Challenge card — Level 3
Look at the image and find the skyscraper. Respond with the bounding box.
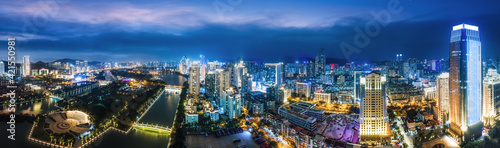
[264,63,283,86]
[23,56,31,76]
[200,55,207,83]
[449,24,482,142]
[437,73,450,124]
[205,70,217,97]
[219,86,241,119]
[0,61,4,76]
[189,63,200,97]
[315,48,326,76]
[360,72,389,143]
[483,68,500,127]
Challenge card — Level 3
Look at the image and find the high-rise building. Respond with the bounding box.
[483,68,500,127]
[215,69,225,98]
[264,63,283,86]
[449,24,483,142]
[306,61,315,77]
[296,82,311,98]
[189,63,200,97]
[220,86,241,119]
[437,73,450,124]
[360,72,390,143]
[224,64,238,88]
[396,54,402,62]
[315,48,326,76]
[236,62,247,87]
[205,70,217,97]
[240,73,253,96]
[200,55,207,83]
[0,61,4,76]
[23,56,31,76]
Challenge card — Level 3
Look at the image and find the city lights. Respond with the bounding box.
[1,1,497,148]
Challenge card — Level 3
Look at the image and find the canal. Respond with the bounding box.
[0,73,186,148]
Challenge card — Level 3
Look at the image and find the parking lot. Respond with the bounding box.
[186,131,260,148]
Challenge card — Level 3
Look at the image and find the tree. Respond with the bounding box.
[463,140,484,148]
[349,106,360,114]
[270,141,278,148]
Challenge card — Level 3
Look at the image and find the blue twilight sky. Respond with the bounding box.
[0,0,499,62]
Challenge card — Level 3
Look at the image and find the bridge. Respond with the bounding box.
[132,123,172,133]
[165,85,183,93]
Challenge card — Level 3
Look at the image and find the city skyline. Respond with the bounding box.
[1,0,500,62]
[3,1,500,148]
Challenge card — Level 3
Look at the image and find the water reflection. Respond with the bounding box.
[1,97,60,115]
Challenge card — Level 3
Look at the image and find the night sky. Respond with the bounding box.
[1,0,499,62]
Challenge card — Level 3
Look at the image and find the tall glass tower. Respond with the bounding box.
[449,24,482,142]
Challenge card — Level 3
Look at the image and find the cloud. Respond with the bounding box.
[0,0,500,63]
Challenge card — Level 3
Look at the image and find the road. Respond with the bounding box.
[397,116,413,148]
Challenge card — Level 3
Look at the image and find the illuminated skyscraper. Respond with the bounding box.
[205,70,217,97]
[189,63,200,97]
[483,68,500,127]
[200,55,207,83]
[23,56,31,76]
[315,48,326,76]
[360,72,389,143]
[264,63,283,86]
[437,73,450,124]
[219,86,241,118]
[449,24,482,142]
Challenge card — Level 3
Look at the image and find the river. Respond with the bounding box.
[0,73,186,148]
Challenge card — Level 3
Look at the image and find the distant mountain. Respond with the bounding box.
[52,58,101,66]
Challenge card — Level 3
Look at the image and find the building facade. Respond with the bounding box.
[437,73,450,124]
[296,82,311,98]
[483,68,500,127]
[189,63,200,96]
[23,56,31,76]
[449,24,483,142]
[360,72,390,143]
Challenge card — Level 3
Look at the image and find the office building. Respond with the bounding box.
[296,82,311,98]
[483,68,500,127]
[437,73,450,124]
[449,24,483,142]
[360,72,390,143]
[313,92,332,103]
[278,102,321,131]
